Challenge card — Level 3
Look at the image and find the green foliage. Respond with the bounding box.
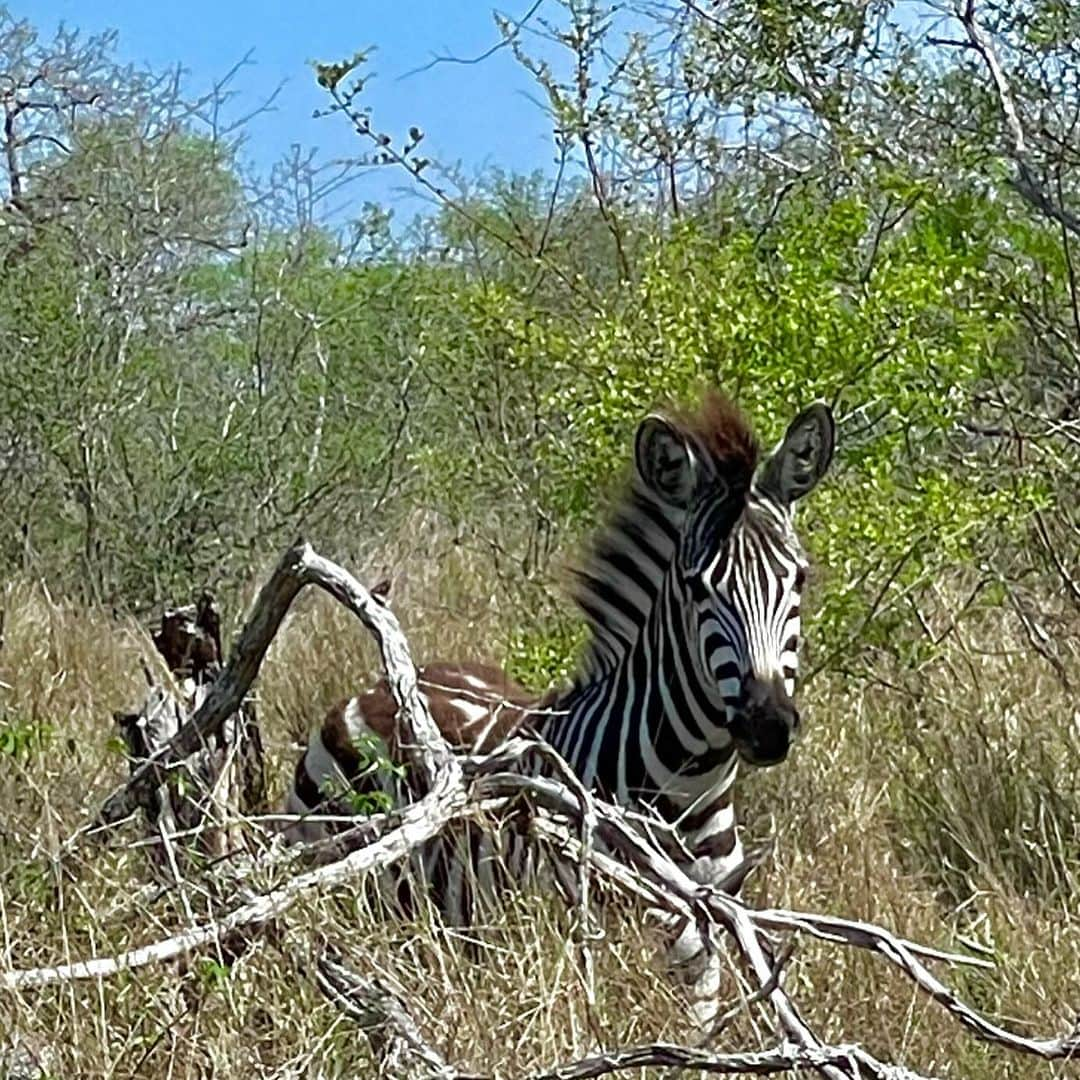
[327,786,395,816]
[1,3,1075,690]
[313,50,369,92]
[424,191,1052,664]
[352,730,407,781]
[505,619,589,690]
[0,856,54,909]
[0,715,54,760]
[318,731,405,817]
[196,958,234,993]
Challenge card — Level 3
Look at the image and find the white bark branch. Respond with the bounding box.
[95,541,450,830]
[2,776,466,990]
[6,545,1076,1078]
[529,1040,940,1079]
[958,0,1080,237]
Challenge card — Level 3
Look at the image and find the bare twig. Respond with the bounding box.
[400,0,544,80]
[957,1,1080,237]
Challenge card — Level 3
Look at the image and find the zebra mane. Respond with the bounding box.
[571,391,759,677]
[665,391,760,484]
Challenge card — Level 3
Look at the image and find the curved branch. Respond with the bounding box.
[94,541,450,831]
[529,1041,939,1080]
[9,545,1075,1077]
[3,765,466,990]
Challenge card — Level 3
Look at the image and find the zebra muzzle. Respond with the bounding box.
[729,680,800,767]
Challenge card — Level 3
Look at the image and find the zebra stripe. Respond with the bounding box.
[285,392,834,1018]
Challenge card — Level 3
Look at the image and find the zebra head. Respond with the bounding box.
[635,399,834,768]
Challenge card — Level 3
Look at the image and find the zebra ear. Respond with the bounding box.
[635,415,697,508]
[758,402,834,506]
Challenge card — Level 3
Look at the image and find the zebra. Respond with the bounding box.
[285,390,834,1020]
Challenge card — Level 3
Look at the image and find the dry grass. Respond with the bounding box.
[1,538,1078,1078]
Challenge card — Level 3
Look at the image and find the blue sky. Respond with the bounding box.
[20,0,558,221]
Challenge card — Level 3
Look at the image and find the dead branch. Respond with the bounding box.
[467,762,1080,1064]
[13,758,1078,1067]
[114,594,264,868]
[95,541,450,831]
[314,952,484,1080]
[528,1041,940,1079]
[6,544,1077,1079]
[312,948,945,1080]
[750,909,992,971]
[1,770,468,990]
[315,952,937,1080]
[957,0,1080,238]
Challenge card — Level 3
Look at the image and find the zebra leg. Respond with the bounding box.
[666,914,723,1029]
[663,838,776,1029]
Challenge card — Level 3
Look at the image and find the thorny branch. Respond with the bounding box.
[5,546,1079,1078]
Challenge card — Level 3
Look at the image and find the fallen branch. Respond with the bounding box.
[528,1041,941,1080]
[751,908,993,971]
[313,956,940,1080]
[95,541,450,831]
[313,950,937,1079]
[6,543,462,990]
[315,952,483,1080]
[12,766,1078,1066]
[2,778,466,989]
[7,544,1077,1079]
[469,766,1080,1064]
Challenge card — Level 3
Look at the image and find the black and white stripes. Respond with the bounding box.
[537,396,833,891]
[285,391,834,1016]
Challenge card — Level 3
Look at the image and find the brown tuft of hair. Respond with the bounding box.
[666,389,759,490]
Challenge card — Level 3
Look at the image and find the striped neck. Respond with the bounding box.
[572,483,684,679]
[534,570,738,822]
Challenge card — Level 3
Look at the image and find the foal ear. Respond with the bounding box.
[635,415,697,508]
[758,402,835,506]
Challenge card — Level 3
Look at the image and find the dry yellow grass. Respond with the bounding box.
[1,539,1078,1078]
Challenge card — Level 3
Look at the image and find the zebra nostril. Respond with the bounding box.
[728,695,798,767]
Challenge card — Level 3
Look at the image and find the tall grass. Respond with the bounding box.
[1,541,1077,1077]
